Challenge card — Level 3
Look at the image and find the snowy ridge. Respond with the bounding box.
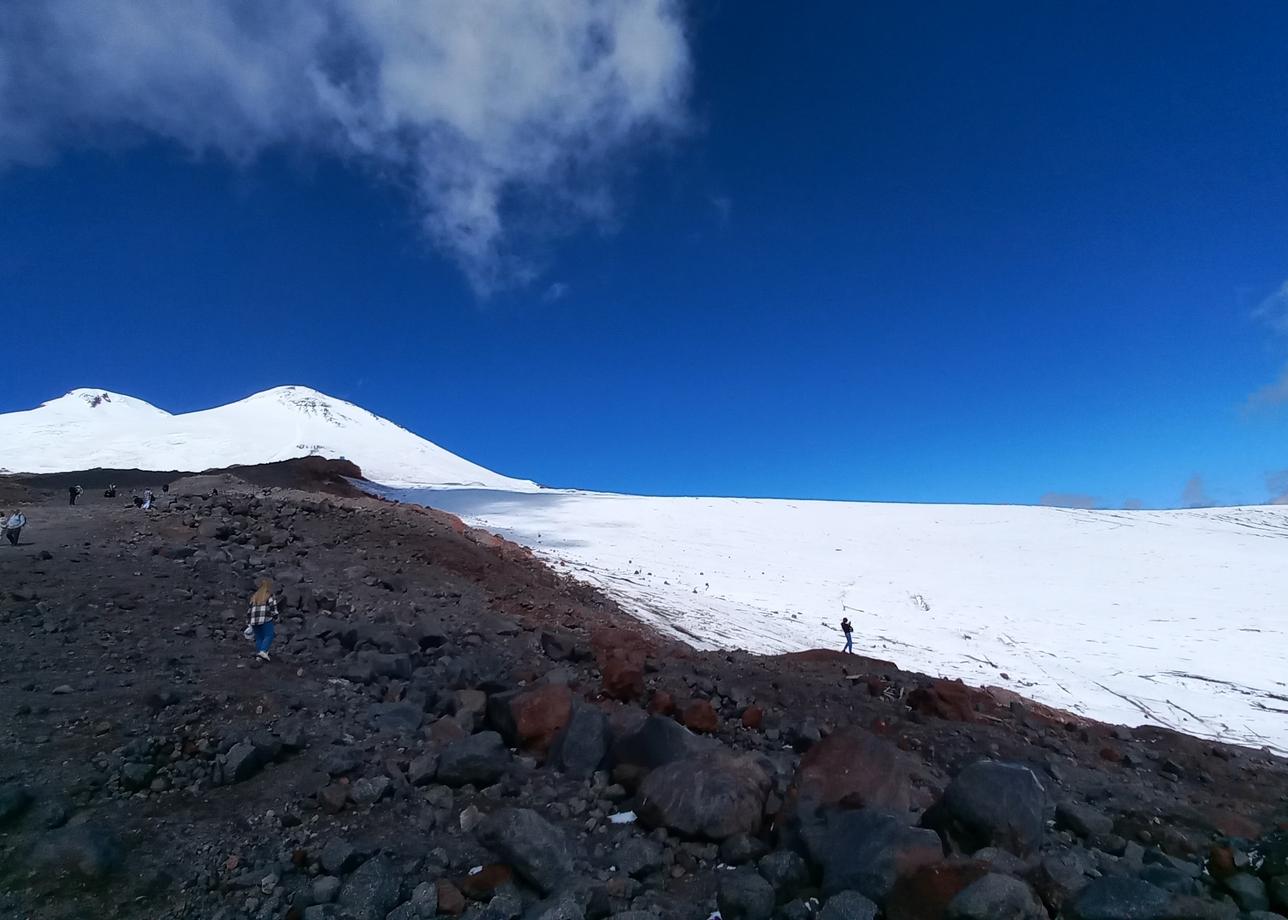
[0,387,534,490]
[383,487,1288,755]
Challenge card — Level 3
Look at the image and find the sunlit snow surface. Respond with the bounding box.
[383,487,1288,754]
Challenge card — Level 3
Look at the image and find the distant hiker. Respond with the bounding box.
[246,579,278,662]
[132,494,144,508]
[142,489,154,510]
[841,616,854,654]
[68,484,83,505]
[5,510,26,546]
[103,484,117,498]
[162,483,169,493]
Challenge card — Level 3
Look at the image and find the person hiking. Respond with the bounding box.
[68,484,83,505]
[142,488,155,510]
[841,616,854,654]
[5,509,26,546]
[246,579,278,662]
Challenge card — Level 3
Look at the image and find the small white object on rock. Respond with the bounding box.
[608,810,637,825]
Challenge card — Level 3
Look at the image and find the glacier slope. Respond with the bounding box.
[386,486,1288,754]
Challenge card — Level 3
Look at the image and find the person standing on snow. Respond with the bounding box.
[841,616,854,654]
[246,579,278,662]
[5,509,26,546]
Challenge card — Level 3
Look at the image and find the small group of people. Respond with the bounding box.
[67,484,83,505]
[2,509,26,546]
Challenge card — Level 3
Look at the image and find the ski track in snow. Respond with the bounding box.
[380,487,1288,755]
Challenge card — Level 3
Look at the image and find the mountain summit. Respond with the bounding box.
[0,386,534,490]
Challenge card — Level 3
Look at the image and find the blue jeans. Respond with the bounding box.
[253,622,275,653]
[843,633,853,653]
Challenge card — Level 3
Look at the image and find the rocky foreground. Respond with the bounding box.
[1,465,1287,920]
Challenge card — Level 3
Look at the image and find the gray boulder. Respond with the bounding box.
[931,761,1047,857]
[758,849,809,896]
[1064,877,1173,920]
[808,809,943,900]
[817,891,879,920]
[477,807,573,894]
[614,837,664,877]
[366,702,424,735]
[611,715,717,770]
[337,854,400,920]
[946,873,1047,919]
[717,867,776,920]
[438,732,510,787]
[636,752,770,841]
[549,702,609,778]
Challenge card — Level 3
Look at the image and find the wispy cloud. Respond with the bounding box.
[0,1,691,293]
[541,281,569,304]
[1038,492,1100,509]
[1247,281,1288,410]
[1181,474,1215,508]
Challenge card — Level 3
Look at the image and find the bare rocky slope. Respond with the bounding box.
[1,461,1286,920]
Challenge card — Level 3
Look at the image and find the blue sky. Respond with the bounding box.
[2,2,1287,506]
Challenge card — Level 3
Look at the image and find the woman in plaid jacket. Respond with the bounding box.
[247,579,278,662]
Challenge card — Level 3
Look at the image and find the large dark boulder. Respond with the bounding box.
[807,809,943,901]
[549,701,609,778]
[437,732,510,787]
[946,873,1047,919]
[926,761,1046,857]
[337,854,400,920]
[1064,877,1173,920]
[718,867,776,920]
[477,807,573,895]
[789,729,911,814]
[366,702,424,735]
[636,752,770,841]
[612,715,717,771]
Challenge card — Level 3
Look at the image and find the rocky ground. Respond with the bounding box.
[1,461,1286,920]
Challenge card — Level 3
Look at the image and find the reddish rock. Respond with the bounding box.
[459,864,513,900]
[509,684,573,756]
[885,860,991,920]
[648,690,676,715]
[1208,845,1237,880]
[682,700,720,734]
[907,679,996,723]
[600,650,646,701]
[788,728,911,813]
[741,706,764,730]
[1099,747,1122,764]
[437,879,466,915]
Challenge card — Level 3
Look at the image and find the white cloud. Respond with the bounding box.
[0,1,691,292]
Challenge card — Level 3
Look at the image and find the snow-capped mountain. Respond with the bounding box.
[0,386,535,490]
